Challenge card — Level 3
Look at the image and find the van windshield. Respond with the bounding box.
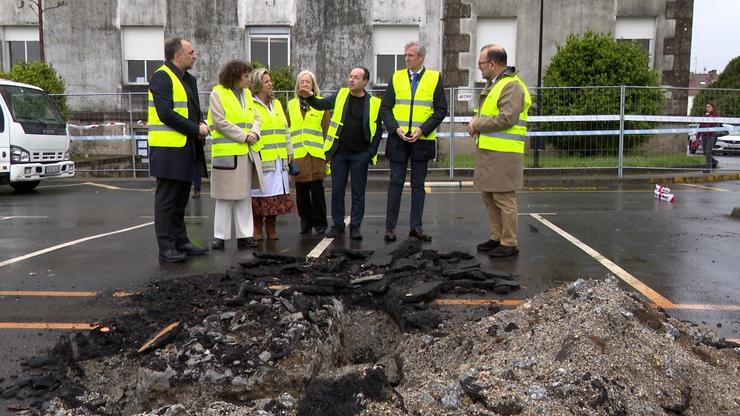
[0,85,65,126]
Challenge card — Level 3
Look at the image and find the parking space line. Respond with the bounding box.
[0,322,98,330]
[0,221,154,268]
[83,182,154,192]
[306,216,351,259]
[0,290,97,297]
[530,213,675,309]
[678,183,729,192]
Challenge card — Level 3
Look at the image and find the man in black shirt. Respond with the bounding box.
[300,67,382,240]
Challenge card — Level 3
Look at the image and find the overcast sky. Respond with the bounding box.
[691,0,740,73]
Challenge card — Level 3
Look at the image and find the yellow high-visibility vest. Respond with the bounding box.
[477,75,531,154]
[391,69,440,140]
[254,97,288,163]
[147,65,188,148]
[325,88,381,165]
[207,85,257,157]
[287,97,325,160]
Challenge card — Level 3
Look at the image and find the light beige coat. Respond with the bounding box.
[470,69,526,192]
[208,88,265,200]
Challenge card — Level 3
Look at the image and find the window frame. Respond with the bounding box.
[120,26,164,85]
[246,26,291,69]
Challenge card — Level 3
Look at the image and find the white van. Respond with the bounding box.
[0,79,74,192]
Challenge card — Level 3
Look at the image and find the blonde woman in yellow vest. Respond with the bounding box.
[286,70,330,235]
[468,44,531,258]
[207,60,265,250]
[250,68,295,240]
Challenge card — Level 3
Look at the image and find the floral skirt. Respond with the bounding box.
[252,194,295,216]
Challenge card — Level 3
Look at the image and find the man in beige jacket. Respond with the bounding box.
[468,44,531,257]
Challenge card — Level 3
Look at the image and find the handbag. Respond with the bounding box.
[212,155,237,170]
[288,160,300,176]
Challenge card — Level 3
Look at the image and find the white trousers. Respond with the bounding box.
[213,199,254,239]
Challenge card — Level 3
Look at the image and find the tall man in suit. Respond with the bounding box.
[381,41,447,242]
[148,37,209,262]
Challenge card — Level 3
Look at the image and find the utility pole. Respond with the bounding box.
[533,0,544,168]
[17,0,68,63]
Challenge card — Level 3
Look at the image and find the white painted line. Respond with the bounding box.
[139,216,209,219]
[0,221,154,268]
[519,212,556,216]
[1,216,48,221]
[530,213,674,308]
[83,182,153,192]
[679,183,729,192]
[306,216,350,259]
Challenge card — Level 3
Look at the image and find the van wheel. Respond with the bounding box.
[10,180,40,193]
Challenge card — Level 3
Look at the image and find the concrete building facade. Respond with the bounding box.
[0,0,692,113]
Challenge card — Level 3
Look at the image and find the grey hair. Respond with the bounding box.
[404,41,426,58]
[250,68,271,95]
[294,70,321,98]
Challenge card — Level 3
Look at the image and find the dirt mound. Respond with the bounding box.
[2,243,738,415]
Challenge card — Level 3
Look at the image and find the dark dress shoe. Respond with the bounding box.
[159,249,186,263]
[300,222,311,235]
[237,237,257,249]
[384,228,397,242]
[192,190,200,199]
[177,243,208,255]
[314,226,326,234]
[489,245,519,257]
[409,228,432,241]
[476,239,500,252]
[326,225,345,238]
[350,227,363,241]
[210,238,225,249]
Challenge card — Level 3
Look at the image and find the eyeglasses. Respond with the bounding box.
[477,60,493,67]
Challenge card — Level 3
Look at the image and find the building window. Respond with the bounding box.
[615,17,656,67]
[121,26,164,85]
[476,18,517,82]
[2,26,40,70]
[372,26,418,86]
[247,26,289,69]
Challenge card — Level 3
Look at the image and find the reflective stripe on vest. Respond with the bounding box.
[477,75,531,154]
[391,69,440,141]
[254,98,289,163]
[147,65,188,148]
[287,97,326,160]
[325,88,381,165]
[206,85,255,157]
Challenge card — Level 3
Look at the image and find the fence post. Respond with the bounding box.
[449,87,455,180]
[618,85,625,179]
[128,92,136,178]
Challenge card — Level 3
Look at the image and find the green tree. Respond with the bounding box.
[0,61,68,118]
[540,31,665,155]
[691,56,740,117]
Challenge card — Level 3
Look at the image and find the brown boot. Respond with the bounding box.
[253,215,264,241]
[266,215,279,240]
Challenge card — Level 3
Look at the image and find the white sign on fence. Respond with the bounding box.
[457,92,473,102]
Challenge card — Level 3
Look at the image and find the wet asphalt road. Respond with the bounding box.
[1,178,739,389]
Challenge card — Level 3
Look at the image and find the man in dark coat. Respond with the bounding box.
[148,37,209,262]
[381,41,447,242]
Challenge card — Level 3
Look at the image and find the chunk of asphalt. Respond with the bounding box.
[480,269,516,280]
[731,206,740,218]
[252,251,302,263]
[364,243,396,268]
[238,257,263,268]
[392,258,423,273]
[236,282,271,297]
[350,274,385,285]
[403,281,443,303]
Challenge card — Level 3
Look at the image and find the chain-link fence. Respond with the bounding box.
[57,86,740,179]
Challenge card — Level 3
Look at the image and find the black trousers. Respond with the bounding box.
[385,157,429,231]
[295,179,328,231]
[154,178,192,253]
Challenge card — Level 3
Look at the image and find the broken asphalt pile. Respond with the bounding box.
[2,240,738,415]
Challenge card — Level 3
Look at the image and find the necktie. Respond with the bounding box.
[411,72,419,97]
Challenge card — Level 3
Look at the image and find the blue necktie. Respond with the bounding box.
[411,72,419,97]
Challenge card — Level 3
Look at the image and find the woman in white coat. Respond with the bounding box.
[207,60,265,249]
